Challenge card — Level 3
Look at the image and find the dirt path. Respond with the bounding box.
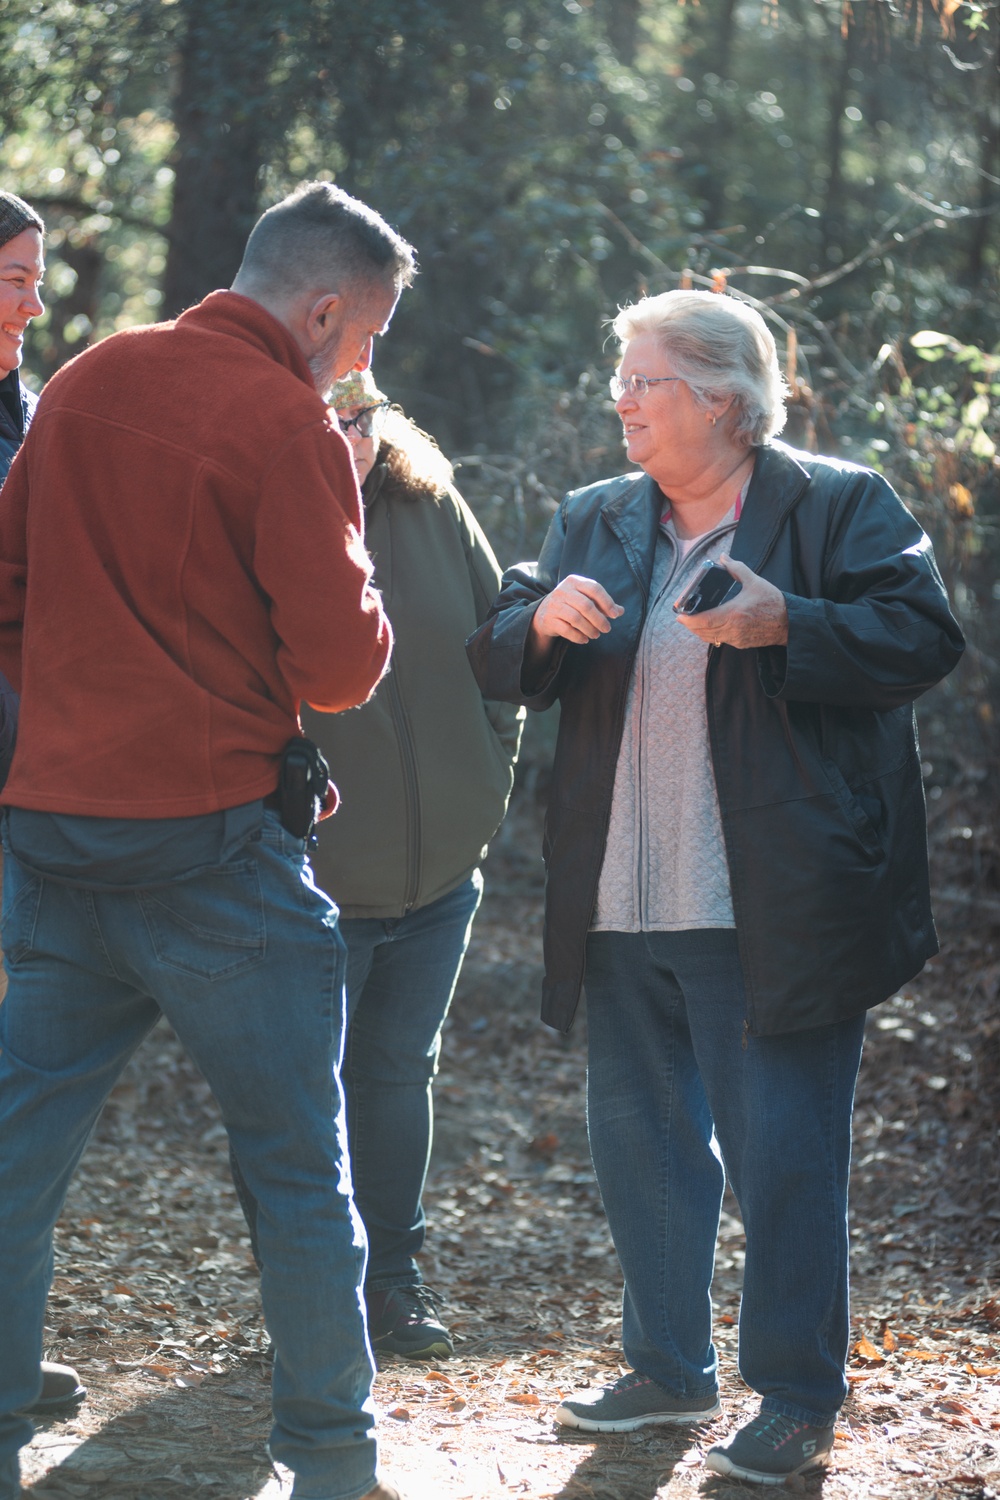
[16,793,1000,1499]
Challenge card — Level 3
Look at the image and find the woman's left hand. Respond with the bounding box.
[677,556,789,650]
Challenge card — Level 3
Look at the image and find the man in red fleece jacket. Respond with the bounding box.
[0,183,414,1500]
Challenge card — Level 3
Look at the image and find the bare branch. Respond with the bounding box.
[895,182,1000,219]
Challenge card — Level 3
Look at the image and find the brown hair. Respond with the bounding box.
[375,409,455,502]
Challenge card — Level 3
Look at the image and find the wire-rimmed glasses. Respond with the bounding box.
[609,374,682,401]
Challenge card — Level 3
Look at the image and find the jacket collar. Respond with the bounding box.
[176,290,316,390]
[729,441,812,572]
[0,369,25,441]
[593,442,813,588]
[599,472,662,591]
[360,460,388,509]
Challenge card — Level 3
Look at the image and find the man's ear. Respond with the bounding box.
[305,293,340,346]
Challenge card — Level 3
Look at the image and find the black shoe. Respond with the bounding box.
[20,1361,86,1417]
[366,1285,453,1360]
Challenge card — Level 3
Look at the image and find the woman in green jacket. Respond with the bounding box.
[302,370,522,1359]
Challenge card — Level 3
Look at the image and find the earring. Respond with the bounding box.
[710,414,717,426]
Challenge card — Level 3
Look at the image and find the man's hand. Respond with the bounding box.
[676,556,788,650]
[531,574,624,646]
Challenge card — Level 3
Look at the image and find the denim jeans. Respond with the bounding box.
[584,928,866,1427]
[339,872,483,1291]
[0,811,378,1500]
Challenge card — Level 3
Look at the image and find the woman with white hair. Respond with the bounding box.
[468,290,963,1482]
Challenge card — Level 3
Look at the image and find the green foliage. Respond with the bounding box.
[1,0,998,732]
[3,0,997,427]
[842,326,1000,772]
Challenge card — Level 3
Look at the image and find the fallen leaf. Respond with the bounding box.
[855,1334,885,1362]
[387,1407,411,1421]
[528,1133,560,1157]
[509,1393,541,1406]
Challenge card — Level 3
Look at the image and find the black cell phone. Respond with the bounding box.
[672,560,742,615]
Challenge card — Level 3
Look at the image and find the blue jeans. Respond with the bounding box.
[584,928,866,1427]
[340,872,483,1290]
[0,812,378,1500]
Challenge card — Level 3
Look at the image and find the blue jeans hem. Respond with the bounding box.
[758,1396,839,1427]
[645,1376,719,1401]
[290,1478,377,1500]
[366,1274,422,1294]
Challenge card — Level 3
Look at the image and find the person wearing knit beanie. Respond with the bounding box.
[0,193,83,1423]
[0,190,45,386]
[0,190,44,254]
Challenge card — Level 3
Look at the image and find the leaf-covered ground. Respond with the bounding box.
[16,789,1000,1500]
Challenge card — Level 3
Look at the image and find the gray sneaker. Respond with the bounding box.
[555,1371,721,1433]
[706,1411,835,1483]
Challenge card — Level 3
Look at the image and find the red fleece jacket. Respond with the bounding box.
[0,291,392,816]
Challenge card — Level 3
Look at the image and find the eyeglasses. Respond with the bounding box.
[609,374,682,401]
[338,402,389,438]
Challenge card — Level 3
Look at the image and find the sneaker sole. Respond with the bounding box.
[555,1397,721,1434]
[705,1449,831,1484]
[373,1339,454,1361]
[19,1385,86,1418]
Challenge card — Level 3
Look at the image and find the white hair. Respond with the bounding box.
[612,290,788,446]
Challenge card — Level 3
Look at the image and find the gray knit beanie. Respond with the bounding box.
[0,191,44,250]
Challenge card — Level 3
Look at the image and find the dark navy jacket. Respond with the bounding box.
[468,441,965,1037]
[0,371,35,786]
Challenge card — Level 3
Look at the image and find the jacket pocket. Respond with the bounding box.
[138,860,265,979]
[822,759,885,864]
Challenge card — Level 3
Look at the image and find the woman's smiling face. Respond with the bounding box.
[0,227,45,376]
[613,332,716,486]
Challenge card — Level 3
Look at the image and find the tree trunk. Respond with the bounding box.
[603,0,642,67]
[676,0,740,231]
[965,71,1000,286]
[820,14,861,267]
[161,0,281,317]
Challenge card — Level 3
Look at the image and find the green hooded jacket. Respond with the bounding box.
[303,450,523,917]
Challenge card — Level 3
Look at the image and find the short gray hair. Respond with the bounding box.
[612,290,788,446]
[237,182,416,297]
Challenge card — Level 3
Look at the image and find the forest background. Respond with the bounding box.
[2,3,1000,1495]
[0,0,998,1142]
[1,0,997,715]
